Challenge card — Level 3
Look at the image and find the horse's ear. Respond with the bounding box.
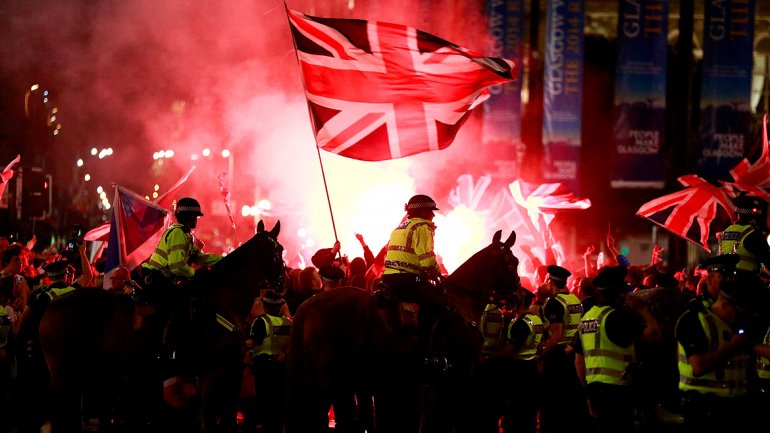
[503,231,516,248]
[269,220,281,238]
[257,220,265,233]
[493,230,502,244]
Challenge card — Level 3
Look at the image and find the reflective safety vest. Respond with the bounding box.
[46,285,76,301]
[757,326,770,381]
[547,292,583,345]
[677,308,748,397]
[383,218,438,276]
[144,224,196,279]
[578,305,636,385]
[481,304,505,355]
[718,223,758,272]
[510,312,544,361]
[250,314,292,359]
[0,306,10,350]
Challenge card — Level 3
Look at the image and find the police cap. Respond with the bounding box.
[592,266,628,291]
[44,259,70,277]
[319,265,345,282]
[546,265,571,282]
[262,289,285,306]
[405,194,439,212]
[700,254,739,274]
[175,197,204,217]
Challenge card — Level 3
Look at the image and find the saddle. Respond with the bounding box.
[373,288,421,331]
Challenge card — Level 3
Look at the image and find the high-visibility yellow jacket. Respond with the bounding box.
[756,326,770,381]
[677,308,748,397]
[719,223,758,272]
[579,305,636,385]
[481,303,505,355]
[547,292,584,345]
[383,218,439,277]
[250,314,292,359]
[143,223,222,279]
[510,312,545,361]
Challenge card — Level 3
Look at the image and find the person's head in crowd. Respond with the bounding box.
[2,245,27,275]
[700,254,739,301]
[733,193,768,228]
[261,289,286,316]
[534,283,552,306]
[648,272,678,289]
[626,265,645,289]
[44,259,73,285]
[578,277,595,300]
[109,266,131,293]
[319,265,345,291]
[298,267,322,291]
[349,257,366,277]
[592,266,629,307]
[546,265,570,291]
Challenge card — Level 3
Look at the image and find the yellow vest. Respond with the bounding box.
[677,308,748,397]
[718,223,758,272]
[0,306,10,349]
[510,312,544,361]
[579,305,636,385]
[383,218,438,276]
[46,285,76,301]
[547,292,583,345]
[251,314,292,359]
[481,304,505,355]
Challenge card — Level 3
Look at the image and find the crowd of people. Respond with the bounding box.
[1,191,770,433]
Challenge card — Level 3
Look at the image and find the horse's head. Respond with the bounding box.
[448,229,520,305]
[208,219,285,290]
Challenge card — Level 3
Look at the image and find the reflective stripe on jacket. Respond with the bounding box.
[383,217,438,276]
[143,224,195,279]
[46,286,77,301]
[511,312,544,361]
[481,304,505,355]
[251,314,292,359]
[677,308,748,397]
[579,305,636,385]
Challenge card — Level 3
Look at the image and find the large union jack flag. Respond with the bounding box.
[636,175,735,252]
[727,113,770,201]
[287,9,516,161]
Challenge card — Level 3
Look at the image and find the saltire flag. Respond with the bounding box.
[636,174,735,252]
[104,186,170,286]
[509,180,591,266]
[287,8,517,161]
[727,113,770,201]
[0,154,21,200]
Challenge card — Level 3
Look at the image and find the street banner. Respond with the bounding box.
[610,0,668,189]
[542,0,584,193]
[698,0,755,181]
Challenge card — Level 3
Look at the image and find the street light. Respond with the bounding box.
[24,84,40,117]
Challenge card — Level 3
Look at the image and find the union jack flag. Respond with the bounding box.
[636,174,735,252]
[287,9,516,161]
[727,113,770,201]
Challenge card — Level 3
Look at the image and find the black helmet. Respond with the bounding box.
[405,194,439,212]
[733,194,767,221]
[175,197,204,217]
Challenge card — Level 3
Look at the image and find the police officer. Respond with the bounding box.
[699,253,740,307]
[675,255,756,432]
[718,194,770,275]
[248,290,292,433]
[501,289,545,433]
[140,197,222,353]
[382,195,447,355]
[539,265,591,433]
[574,266,661,433]
[142,197,222,294]
[16,259,77,433]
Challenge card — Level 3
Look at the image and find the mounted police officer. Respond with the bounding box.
[718,194,770,276]
[382,194,447,358]
[140,197,222,361]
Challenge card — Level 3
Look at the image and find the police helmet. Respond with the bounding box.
[175,197,204,217]
[404,194,439,212]
[733,194,767,220]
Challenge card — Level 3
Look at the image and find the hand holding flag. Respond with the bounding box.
[0,154,21,200]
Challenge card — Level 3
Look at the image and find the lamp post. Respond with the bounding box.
[24,83,40,117]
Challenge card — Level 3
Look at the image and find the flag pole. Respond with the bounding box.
[285,4,339,243]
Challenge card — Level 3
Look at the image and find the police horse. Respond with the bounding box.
[38,220,285,433]
[286,229,520,433]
